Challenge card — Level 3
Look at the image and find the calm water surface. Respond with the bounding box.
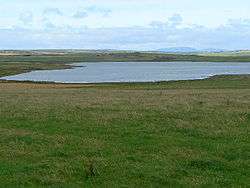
[2,62,250,83]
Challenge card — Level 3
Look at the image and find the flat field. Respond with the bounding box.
[0,74,249,187]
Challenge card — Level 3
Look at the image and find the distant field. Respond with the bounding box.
[1,50,250,65]
[200,50,250,57]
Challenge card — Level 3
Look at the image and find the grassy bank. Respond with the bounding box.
[1,51,250,64]
[0,62,73,77]
[0,75,249,187]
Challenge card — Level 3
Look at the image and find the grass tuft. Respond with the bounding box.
[84,159,96,179]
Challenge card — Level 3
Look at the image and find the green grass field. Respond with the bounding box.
[0,52,250,187]
[0,75,250,187]
[200,50,250,57]
[1,50,250,64]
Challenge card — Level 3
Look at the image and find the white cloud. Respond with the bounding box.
[73,11,88,19]
[72,6,112,19]
[85,6,112,17]
[1,17,250,50]
[43,8,63,16]
[19,11,33,25]
[168,14,183,26]
[150,14,184,29]
[0,0,250,50]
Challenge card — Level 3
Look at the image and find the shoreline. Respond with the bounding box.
[1,74,250,85]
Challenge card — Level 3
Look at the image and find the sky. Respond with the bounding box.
[1,0,250,50]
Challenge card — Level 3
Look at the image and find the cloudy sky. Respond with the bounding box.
[1,0,250,50]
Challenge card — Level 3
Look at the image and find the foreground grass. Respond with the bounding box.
[0,75,249,187]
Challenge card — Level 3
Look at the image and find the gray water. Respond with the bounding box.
[2,62,250,83]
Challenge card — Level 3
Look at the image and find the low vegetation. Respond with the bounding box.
[0,62,72,77]
[1,50,250,65]
[0,74,249,187]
